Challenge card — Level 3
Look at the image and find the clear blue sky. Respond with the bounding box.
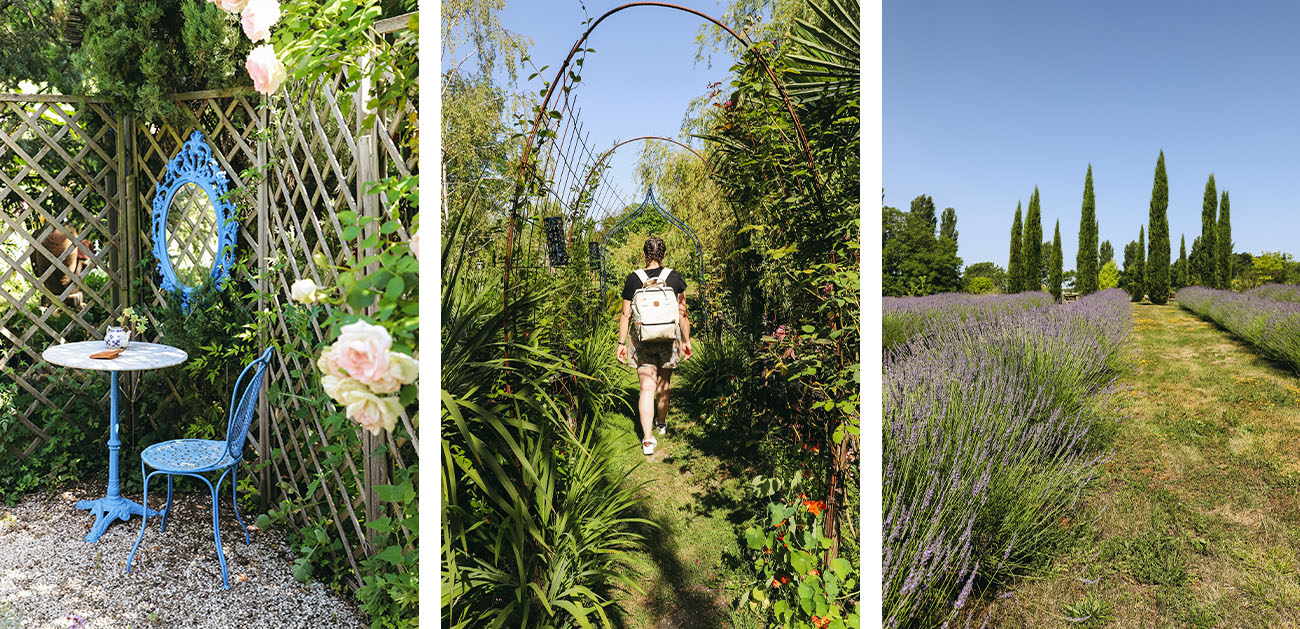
[885,0,1300,271]
[453,1,737,213]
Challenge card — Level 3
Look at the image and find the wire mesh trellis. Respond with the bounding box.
[0,15,417,592]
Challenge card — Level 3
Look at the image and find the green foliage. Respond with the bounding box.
[963,261,1005,294]
[1147,151,1170,304]
[965,276,996,295]
[1099,260,1119,290]
[881,195,961,296]
[1217,190,1232,290]
[1024,188,1043,290]
[743,475,860,629]
[1122,236,1143,302]
[1008,203,1024,293]
[76,0,251,122]
[1061,591,1115,628]
[1099,240,1114,266]
[0,0,81,92]
[1077,164,1099,295]
[1199,173,1219,287]
[1050,221,1063,301]
[0,370,107,504]
[1175,235,1189,290]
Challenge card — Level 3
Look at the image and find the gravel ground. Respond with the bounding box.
[0,481,363,629]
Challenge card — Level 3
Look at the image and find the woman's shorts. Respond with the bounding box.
[629,339,680,370]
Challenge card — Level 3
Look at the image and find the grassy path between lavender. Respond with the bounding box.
[989,300,1300,628]
[600,377,767,629]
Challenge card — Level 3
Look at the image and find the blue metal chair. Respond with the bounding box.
[126,348,272,589]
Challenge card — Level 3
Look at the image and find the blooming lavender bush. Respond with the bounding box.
[883,289,1130,626]
[1178,286,1300,371]
[883,291,1055,352]
[1245,283,1300,304]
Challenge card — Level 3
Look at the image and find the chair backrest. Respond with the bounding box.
[224,348,273,461]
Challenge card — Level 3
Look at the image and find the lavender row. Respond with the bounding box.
[883,291,1055,352]
[883,289,1131,625]
[1245,283,1300,304]
[1178,287,1300,371]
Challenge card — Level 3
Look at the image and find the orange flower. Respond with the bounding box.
[771,578,781,588]
[780,575,790,584]
[803,500,826,516]
[811,616,831,628]
[809,569,819,576]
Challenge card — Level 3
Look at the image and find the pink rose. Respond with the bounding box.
[332,320,392,386]
[410,228,420,261]
[245,44,287,95]
[338,388,402,436]
[241,0,281,43]
[214,0,248,12]
[367,351,418,394]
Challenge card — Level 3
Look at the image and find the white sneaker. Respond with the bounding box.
[642,437,657,455]
[656,423,666,436]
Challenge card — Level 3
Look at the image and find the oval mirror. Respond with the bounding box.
[151,131,237,311]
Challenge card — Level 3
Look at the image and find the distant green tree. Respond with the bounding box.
[933,207,963,292]
[1063,269,1077,291]
[1138,226,1146,300]
[882,205,907,295]
[965,276,996,294]
[1122,236,1143,302]
[1024,188,1043,290]
[1040,240,1051,291]
[1217,190,1232,290]
[1050,220,1063,301]
[1175,235,1189,290]
[881,196,962,295]
[963,261,1006,293]
[1008,202,1024,293]
[1099,240,1114,266]
[1147,151,1170,304]
[1198,173,1218,286]
[1076,164,1098,295]
[1255,251,1293,285]
[1099,260,1120,290]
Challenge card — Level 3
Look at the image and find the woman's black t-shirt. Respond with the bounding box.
[622,267,686,301]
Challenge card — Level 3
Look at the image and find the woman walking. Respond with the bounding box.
[616,237,693,455]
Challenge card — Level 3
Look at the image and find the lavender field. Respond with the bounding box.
[1245,283,1300,304]
[883,289,1131,626]
[1177,287,1300,372]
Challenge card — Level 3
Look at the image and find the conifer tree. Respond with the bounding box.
[1100,240,1114,266]
[1217,191,1232,290]
[1051,220,1063,301]
[1199,174,1218,286]
[1137,226,1146,301]
[1147,151,1170,304]
[1123,238,1142,302]
[1177,235,1189,290]
[1009,203,1024,293]
[1025,188,1043,290]
[1077,165,1098,295]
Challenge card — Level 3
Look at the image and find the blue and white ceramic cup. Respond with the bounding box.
[105,326,131,349]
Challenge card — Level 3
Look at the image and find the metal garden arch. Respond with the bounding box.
[598,186,704,308]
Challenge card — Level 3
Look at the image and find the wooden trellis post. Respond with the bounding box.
[257,100,271,509]
[356,42,386,552]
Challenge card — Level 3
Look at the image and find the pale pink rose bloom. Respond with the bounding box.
[366,351,419,394]
[245,44,287,95]
[290,278,323,303]
[316,346,347,378]
[320,374,367,404]
[217,0,248,12]
[410,229,420,260]
[241,0,281,43]
[339,389,402,435]
[332,320,393,386]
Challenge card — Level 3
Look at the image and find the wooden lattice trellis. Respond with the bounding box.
[0,18,416,592]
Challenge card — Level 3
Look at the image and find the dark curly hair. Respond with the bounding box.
[643,236,667,263]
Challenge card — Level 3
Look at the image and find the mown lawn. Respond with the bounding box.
[986,301,1300,628]
[600,371,767,629]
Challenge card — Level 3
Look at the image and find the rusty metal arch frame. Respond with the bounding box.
[597,186,704,307]
[503,2,820,342]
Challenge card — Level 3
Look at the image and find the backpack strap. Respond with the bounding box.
[634,269,650,285]
[660,267,673,281]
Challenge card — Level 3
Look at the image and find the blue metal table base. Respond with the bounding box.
[77,495,160,543]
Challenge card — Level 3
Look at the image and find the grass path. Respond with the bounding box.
[601,387,766,629]
[990,301,1300,628]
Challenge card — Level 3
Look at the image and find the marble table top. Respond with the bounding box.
[42,341,188,372]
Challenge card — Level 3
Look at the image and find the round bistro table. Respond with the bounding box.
[42,341,187,543]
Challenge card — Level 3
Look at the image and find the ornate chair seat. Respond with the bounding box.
[141,439,237,473]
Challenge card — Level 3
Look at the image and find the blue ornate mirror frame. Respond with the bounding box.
[151,131,237,311]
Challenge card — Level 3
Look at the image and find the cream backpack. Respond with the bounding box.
[631,268,679,342]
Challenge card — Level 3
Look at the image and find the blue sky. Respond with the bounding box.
[449,1,738,212]
[885,0,1300,270]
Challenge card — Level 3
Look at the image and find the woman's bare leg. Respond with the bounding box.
[638,365,658,443]
[655,368,673,428]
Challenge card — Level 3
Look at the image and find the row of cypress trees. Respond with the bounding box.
[1007,152,1234,302]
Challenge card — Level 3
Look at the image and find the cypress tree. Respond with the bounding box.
[1178,235,1188,290]
[1123,239,1142,301]
[1199,174,1218,286]
[1077,164,1098,295]
[1009,203,1024,293]
[1025,188,1043,290]
[1137,226,1146,301]
[1051,220,1063,301]
[1100,240,1114,266]
[1217,190,1232,289]
[1147,151,1170,304]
